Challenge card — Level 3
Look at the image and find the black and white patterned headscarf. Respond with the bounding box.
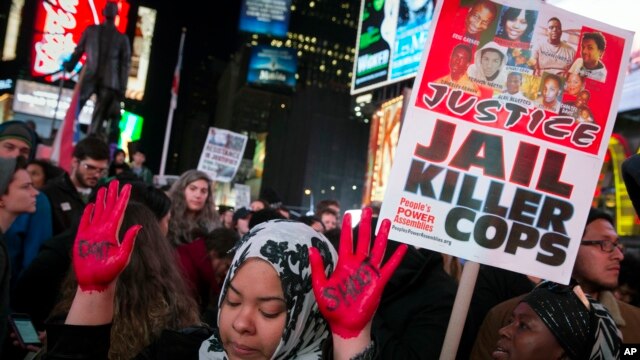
[522,281,621,360]
[199,219,338,359]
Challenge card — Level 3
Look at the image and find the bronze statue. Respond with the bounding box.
[64,2,131,143]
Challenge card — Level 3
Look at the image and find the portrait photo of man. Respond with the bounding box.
[531,17,575,76]
[435,44,481,96]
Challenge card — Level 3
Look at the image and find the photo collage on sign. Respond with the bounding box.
[430,0,625,127]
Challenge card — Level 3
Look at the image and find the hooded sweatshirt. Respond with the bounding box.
[467,41,508,90]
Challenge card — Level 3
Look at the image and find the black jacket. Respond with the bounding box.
[12,229,75,330]
[622,153,640,216]
[372,242,457,359]
[42,174,85,237]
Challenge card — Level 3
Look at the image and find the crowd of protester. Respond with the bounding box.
[1,118,640,360]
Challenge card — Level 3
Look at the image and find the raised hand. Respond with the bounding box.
[309,207,407,338]
[73,180,141,292]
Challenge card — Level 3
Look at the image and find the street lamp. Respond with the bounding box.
[304,188,314,215]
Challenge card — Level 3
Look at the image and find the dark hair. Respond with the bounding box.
[52,202,200,359]
[471,0,498,18]
[108,162,131,177]
[112,148,126,161]
[200,227,239,257]
[481,47,505,62]
[251,198,270,209]
[543,73,562,88]
[497,7,537,42]
[548,17,561,26]
[583,31,606,52]
[249,208,285,229]
[298,215,324,230]
[218,205,234,215]
[72,135,110,161]
[507,71,522,80]
[315,199,341,214]
[317,207,339,219]
[142,185,172,220]
[578,89,591,99]
[452,44,473,61]
[89,179,171,220]
[27,159,64,185]
[585,207,614,234]
[323,228,341,250]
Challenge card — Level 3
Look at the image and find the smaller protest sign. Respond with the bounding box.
[197,128,248,183]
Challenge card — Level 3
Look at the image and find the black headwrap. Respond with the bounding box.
[522,281,621,359]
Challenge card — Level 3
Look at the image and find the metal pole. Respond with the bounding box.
[159,28,186,176]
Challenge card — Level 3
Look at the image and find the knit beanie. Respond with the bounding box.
[0,121,37,160]
[0,157,17,195]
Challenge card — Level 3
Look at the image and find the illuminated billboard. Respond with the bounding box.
[118,110,144,158]
[239,0,291,38]
[126,6,156,101]
[247,45,297,88]
[362,95,403,204]
[351,0,435,95]
[12,79,95,125]
[30,0,130,83]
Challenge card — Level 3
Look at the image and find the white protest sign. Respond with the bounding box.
[379,0,634,284]
[197,128,248,183]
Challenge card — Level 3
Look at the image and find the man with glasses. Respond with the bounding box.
[469,208,640,358]
[42,136,109,236]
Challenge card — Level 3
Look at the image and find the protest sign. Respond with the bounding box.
[197,128,248,183]
[379,0,634,284]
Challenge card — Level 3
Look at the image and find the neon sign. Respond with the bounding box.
[31,0,130,82]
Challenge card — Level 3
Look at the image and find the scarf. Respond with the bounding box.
[199,219,338,359]
[522,281,621,359]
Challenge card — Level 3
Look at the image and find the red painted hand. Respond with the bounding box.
[309,207,407,338]
[73,181,141,292]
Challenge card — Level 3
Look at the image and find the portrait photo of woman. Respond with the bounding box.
[494,7,537,48]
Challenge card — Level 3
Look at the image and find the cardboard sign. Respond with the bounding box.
[379,0,634,283]
[197,128,248,183]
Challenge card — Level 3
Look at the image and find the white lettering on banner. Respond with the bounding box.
[357,50,390,74]
[259,70,286,82]
[33,1,78,75]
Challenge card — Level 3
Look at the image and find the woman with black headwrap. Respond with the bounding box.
[492,280,621,359]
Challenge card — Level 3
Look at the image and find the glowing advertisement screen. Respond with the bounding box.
[362,96,403,205]
[13,79,95,125]
[351,0,435,95]
[127,6,156,101]
[118,111,143,158]
[247,45,297,88]
[30,0,130,83]
[239,0,291,38]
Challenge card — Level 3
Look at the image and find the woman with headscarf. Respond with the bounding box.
[42,183,406,359]
[492,280,621,359]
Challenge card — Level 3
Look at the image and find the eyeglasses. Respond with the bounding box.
[80,162,108,176]
[581,240,624,253]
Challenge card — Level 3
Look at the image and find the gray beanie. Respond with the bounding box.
[0,120,37,160]
[0,157,17,195]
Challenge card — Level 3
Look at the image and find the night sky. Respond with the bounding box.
[128,0,243,172]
